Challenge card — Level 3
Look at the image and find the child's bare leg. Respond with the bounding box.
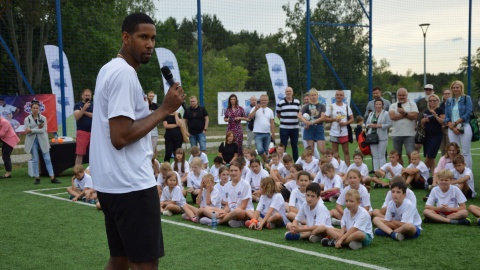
[372,207,387,218]
[446,210,469,220]
[468,205,480,217]
[267,213,283,226]
[330,209,342,220]
[343,230,366,244]
[404,174,414,186]
[219,208,246,224]
[165,204,182,214]
[182,204,198,218]
[287,211,297,221]
[245,210,255,220]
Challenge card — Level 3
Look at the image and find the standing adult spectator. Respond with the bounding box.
[325,90,354,166]
[364,87,391,119]
[244,95,257,149]
[365,98,392,171]
[224,94,247,156]
[388,88,419,166]
[73,89,93,165]
[420,94,445,174]
[298,88,326,157]
[414,84,435,152]
[24,101,60,184]
[147,91,159,157]
[0,98,20,118]
[439,89,452,155]
[248,94,275,164]
[444,80,473,169]
[276,87,301,161]
[0,115,20,178]
[184,96,209,153]
[163,112,183,163]
[90,13,185,269]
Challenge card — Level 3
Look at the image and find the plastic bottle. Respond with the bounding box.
[211,211,217,230]
[54,133,59,143]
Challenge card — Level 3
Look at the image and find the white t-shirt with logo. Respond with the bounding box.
[187,170,207,189]
[74,173,93,191]
[341,207,373,238]
[257,193,289,225]
[385,198,422,228]
[336,185,371,211]
[451,167,476,198]
[245,169,269,192]
[426,185,467,207]
[380,162,403,179]
[252,107,275,133]
[224,180,254,211]
[295,201,332,227]
[161,185,186,207]
[325,103,352,137]
[407,161,430,181]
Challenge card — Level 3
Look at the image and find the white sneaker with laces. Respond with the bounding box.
[162,210,173,216]
[228,220,244,228]
[199,217,212,226]
[331,217,341,226]
[348,241,363,250]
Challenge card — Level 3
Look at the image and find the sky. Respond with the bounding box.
[155,0,479,76]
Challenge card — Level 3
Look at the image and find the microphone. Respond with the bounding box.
[161,66,187,110]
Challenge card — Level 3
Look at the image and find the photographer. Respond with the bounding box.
[24,101,60,184]
[73,89,93,165]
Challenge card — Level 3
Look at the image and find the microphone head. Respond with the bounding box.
[161,66,173,80]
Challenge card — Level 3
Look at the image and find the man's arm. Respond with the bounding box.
[74,102,92,121]
[109,83,185,150]
[270,118,275,141]
[204,115,209,132]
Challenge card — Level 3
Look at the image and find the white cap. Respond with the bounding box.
[424,84,434,90]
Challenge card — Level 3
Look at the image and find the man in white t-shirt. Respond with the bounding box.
[389,88,419,166]
[90,13,186,270]
[248,94,275,164]
[0,98,19,118]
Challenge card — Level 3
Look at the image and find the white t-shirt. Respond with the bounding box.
[271,162,286,174]
[302,158,319,174]
[74,173,93,191]
[242,166,250,180]
[451,167,476,198]
[188,152,209,167]
[277,165,289,178]
[215,182,227,206]
[337,185,371,211]
[338,160,348,175]
[323,174,343,191]
[347,163,369,177]
[252,107,274,133]
[187,170,207,189]
[284,180,297,192]
[90,58,154,194]
[224,180,254,211]
[382,188,416,208]
[380,162,403,179]
[289,188,306,209]
[426,185,467,207]
[171,162,190,179]
[407,161,430,181]
[325,103,352,137]
[385,198,422,228]
[341,207,373,238]
[257,193,289,225]
[389,101,419,136]
[295,201,333,228]
[199,186,222,208]
[0,104,18,118]
[313,173,323,184]
[156,171,182,189]
[245,169,269,191]
[209,165,221,183]
[161,186,186,207]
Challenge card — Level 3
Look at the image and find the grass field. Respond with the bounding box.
[1,142,480,269]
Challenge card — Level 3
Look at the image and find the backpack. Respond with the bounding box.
[463,96,480,142]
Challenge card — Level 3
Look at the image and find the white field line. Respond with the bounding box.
[25,187,389,270]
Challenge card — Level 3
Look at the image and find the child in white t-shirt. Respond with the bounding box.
[272,154,294,186]
[402,151,430,189]
[209,156,224,183]
[245,158,269,202]
[187,157,207,203]
[324,148,340,173]
[372,176,416,218]
[67,164,94,203]
[160,172,187,216]
[287,171,315,221]
[333,152,348,177]
[372,149,403,188]
[268,152,286,177]
[319,163,343,202]
[182,174,221,223]
[451,155,476,198]
[172,148,190,185]
[343,152,371,187]
[188,146,209,170]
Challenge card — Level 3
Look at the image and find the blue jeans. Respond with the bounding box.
[280,128,299,161]
[189,133,207,151]
[31,137,54,177]
[254,133,271,156]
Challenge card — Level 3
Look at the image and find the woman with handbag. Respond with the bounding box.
[162,111,183,162]
[444,80,473,169]
[365,98,391,171]
[420,94,445,174]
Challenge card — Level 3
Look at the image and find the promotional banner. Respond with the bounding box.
[0,94,58,133]
[44,45,75,130]
[217,92,267,125]
[155,48,181,95]
[314,90,352,106]
[266,53,288,107]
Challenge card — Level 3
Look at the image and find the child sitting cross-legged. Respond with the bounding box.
[402,151,430,190]
[451,155,476,199]
[286,170,315,221]
[67,164,95,204]
[182,174,221,223]
[160,171,187,216]
[372,176,416,219]
[372,149,403,188]
[317,163,343,203]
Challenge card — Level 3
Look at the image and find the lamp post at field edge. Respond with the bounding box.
[419,23,430,86]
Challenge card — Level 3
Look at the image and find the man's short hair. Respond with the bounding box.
[390,180,407,193]
[372,87,381,92]
[122,13,154,35]
[306,183,321,196]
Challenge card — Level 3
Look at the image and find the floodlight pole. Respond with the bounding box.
[419,23,430,87]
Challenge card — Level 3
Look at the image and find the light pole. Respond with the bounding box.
[419,23,430,86]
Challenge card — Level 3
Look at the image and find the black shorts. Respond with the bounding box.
[98,186,164,263]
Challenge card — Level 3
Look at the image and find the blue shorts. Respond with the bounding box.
[406,226,422,239]
[361,233,373,247]
[303,124,325,141]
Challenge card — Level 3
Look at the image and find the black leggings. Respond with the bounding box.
[164,132,183,163]
[1,141,13,172]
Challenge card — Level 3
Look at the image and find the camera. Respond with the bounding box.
[85,98,90,103]
[38,119,44,124]
[398,103,402,108]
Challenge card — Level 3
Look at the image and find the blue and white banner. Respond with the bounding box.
[155,48,181,96]
[266,53,288,107]
[315,90,352,106]
[217,91,266,125]
[44,45,75,135]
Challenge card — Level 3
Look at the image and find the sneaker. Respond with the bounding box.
[329,197,337,203]
[321,238,336,247]
[266,222,276,229]
[228,220,244,228]
[182,213,191,221]
[199,217,212,226]
[458,218,471,226]
[88,199,96,204]
[309,235,322,243]
[34,178,40,185]
[374,183,383,188]
[391,232,404,241]
[374,228,389,237]
[331,218,341,226]
[51,178,61,184]
[191,216,198,223]
[348,241,363,250]
[284,232,301,240]
[162,210,173,216]
[69,195,75,200]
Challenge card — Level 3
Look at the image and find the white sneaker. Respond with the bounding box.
[182,213,190,220]
[228,220,245,228]
[348,241,363,250]
[162,210,173,216]
[199,217,212,226]
[331,218,341,226]
[309,235,322,243]
[329,197,337,203]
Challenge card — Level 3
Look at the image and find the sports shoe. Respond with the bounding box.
[284,232,301,240]
[69,195,75,200]
[391,232,404,241]
[88,199,96,204]
[34,178,40,185]
[51,178,61,184]
[199,217,212,226]
[321,237,336,247]
[374,183,383,188]
[331,218,341,226]
[162,210,173,216]
[266,222,276,229]
[228,220,244,228]
[477,218,480,226]
[309,235,322,243]
[374,228,389,237]
[329,197,337,203]
[458,218,471,226]
[182,213,191,221]
[348,241,363,250]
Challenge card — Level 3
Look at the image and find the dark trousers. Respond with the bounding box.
[280,128,299,161]
[1,141,13,172]
[163,133,183,163]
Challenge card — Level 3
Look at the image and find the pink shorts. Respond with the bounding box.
[76,130,91,155]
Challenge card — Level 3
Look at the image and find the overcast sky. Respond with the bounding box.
[155,0,479,76]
